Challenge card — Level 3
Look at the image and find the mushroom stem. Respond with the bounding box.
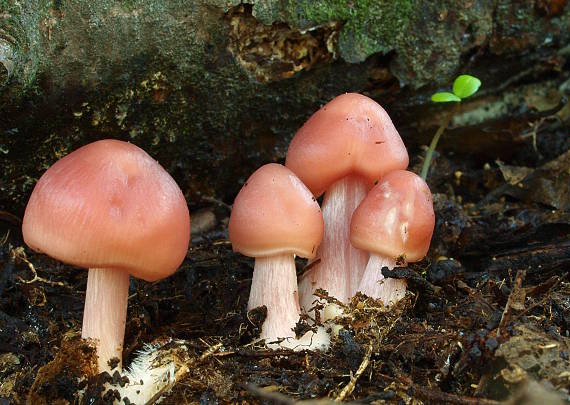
[248,254,300,343]
[299,175,369,311]
[82,267,129,373]
[356,253,406,305]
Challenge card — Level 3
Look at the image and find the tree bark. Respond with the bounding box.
[1,0,568,211]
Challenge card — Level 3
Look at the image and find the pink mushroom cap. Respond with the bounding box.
[22,139,190,282]
[228,163,323,259]
[285,93,409,197]
[350,170,435,262]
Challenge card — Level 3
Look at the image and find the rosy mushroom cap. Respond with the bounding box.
[285,93,409,197]
[22,139,190,282]
[350,170,435,262]
[228,163,324,259]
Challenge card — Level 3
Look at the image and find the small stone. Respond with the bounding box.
[107,356,121,370]
[477,329,489,338]
[112,370,122,384]
[485,337,499,351]
[470,345,482,359]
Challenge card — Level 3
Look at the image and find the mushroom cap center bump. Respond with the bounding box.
[350,170,435,263]
[285,93,409,197]
[228,163,323,260]
[22,139,190,282]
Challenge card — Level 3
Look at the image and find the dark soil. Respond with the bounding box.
[0,105,569,404]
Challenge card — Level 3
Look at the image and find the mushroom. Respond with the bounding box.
[22,139,190,373]
[350,170,435,304]
[228,163,325,348]
[285,93,408,311]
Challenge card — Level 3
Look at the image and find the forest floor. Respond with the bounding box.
[0,101,569,404]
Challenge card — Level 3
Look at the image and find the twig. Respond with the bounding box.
[0,230,9,245]
[511,277,562,322]
[199,341,223,361]
[335,343,373,402]
[371,371,501,404]
[246,384,296,405]
[11,247,66,287]
[246,383,341,405]
[234,347,305,358]
[411,385,502,405]
[527,117,544,153]
[498,270,526,336]
[525,276,560,297]
[199,195,232,211]
[199,340,224,365]
[473,373,490,397]
[0,210,22,226]
[527,95,568,119]
[145,341,223,405]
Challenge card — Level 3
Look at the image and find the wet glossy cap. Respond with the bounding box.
[285,93,409,197]
[228,163,324,259]
[350,170,435,262]
[22,139,190,282]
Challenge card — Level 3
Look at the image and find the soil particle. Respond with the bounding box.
[338,329,362,370]
[27,333,98,405]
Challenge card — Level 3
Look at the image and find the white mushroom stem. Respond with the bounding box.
[82,268,129,373]
[299,175,369,311]
[248,254,300,343]
[356,253,406,305]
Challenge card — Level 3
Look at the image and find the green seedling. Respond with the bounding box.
[421,74,481,180]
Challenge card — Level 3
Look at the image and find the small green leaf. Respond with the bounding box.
[452,75,481,99]
[431,92,461,103]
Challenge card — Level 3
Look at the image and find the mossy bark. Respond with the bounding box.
[1,0,568,212]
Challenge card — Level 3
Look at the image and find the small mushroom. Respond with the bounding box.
[286,93,409,310]
[22,139,190,372]
[228,164,324,348]
[350,170,435,304]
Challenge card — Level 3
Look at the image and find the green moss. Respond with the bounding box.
[0,0,52,88]
[116,0,140,12]
[343,0,415,62]
[283,0,414,63]
[250,0,416,63]
[0,0,17,13]
[288,0,352,27]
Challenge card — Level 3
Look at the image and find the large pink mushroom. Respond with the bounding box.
[285,93,408,311]
[228,163,324,347]
[350,170,435,305]
[22,139,190,373]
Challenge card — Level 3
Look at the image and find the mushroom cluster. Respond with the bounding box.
[285,93,409,311]
[285,93,435,313]
[350,170,435,304]
[21,93,435,372]
[229,92,435,349]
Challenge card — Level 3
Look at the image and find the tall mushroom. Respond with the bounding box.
[22,139,190,373]
[350,170,435,304]
[228,164,324,348]
[285,93,408,311]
